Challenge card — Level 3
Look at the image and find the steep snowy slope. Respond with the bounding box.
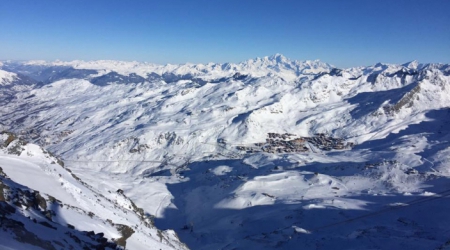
[1,55,450,249]
[0,132,187,250]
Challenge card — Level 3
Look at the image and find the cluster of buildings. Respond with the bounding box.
[236,133,353,154]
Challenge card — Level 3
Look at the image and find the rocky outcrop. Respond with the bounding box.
[0,168,118,250]
[0,131,26,155]
[384,84,421,114]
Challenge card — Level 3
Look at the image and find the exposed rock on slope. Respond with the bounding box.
[0,133,188,250]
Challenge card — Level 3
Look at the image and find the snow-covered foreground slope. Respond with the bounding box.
[0,132,187,250]
[1,55,450,249]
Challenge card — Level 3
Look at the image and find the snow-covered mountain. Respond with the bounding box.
[0,132,187,250]
[1,55,450,249]
[3,54,332,83]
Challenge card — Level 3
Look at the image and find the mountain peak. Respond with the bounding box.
[268,53,289,63]
[402,60,420,69]
[269,53,287,59]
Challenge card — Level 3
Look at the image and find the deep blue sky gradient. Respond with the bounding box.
[1,0,449,67]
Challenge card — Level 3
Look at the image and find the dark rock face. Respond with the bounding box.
[329,68,343,77]
[232,72,248,81]
[0,213,57,250]
[383,84,422,114]
[386,68,418,78]
[0,166,118,250]
[115,224,135,248]
[0,131,26,155]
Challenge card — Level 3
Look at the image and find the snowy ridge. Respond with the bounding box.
[0,132,187,250]
[17,54,332,81]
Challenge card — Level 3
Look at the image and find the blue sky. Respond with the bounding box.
[1,0,449,67]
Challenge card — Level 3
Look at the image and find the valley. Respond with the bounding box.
[1,55,450,249]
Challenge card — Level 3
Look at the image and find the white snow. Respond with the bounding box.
[1,56,450,249]
[0,69,16,86]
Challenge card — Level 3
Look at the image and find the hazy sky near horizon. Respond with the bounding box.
[1,0,449,67]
